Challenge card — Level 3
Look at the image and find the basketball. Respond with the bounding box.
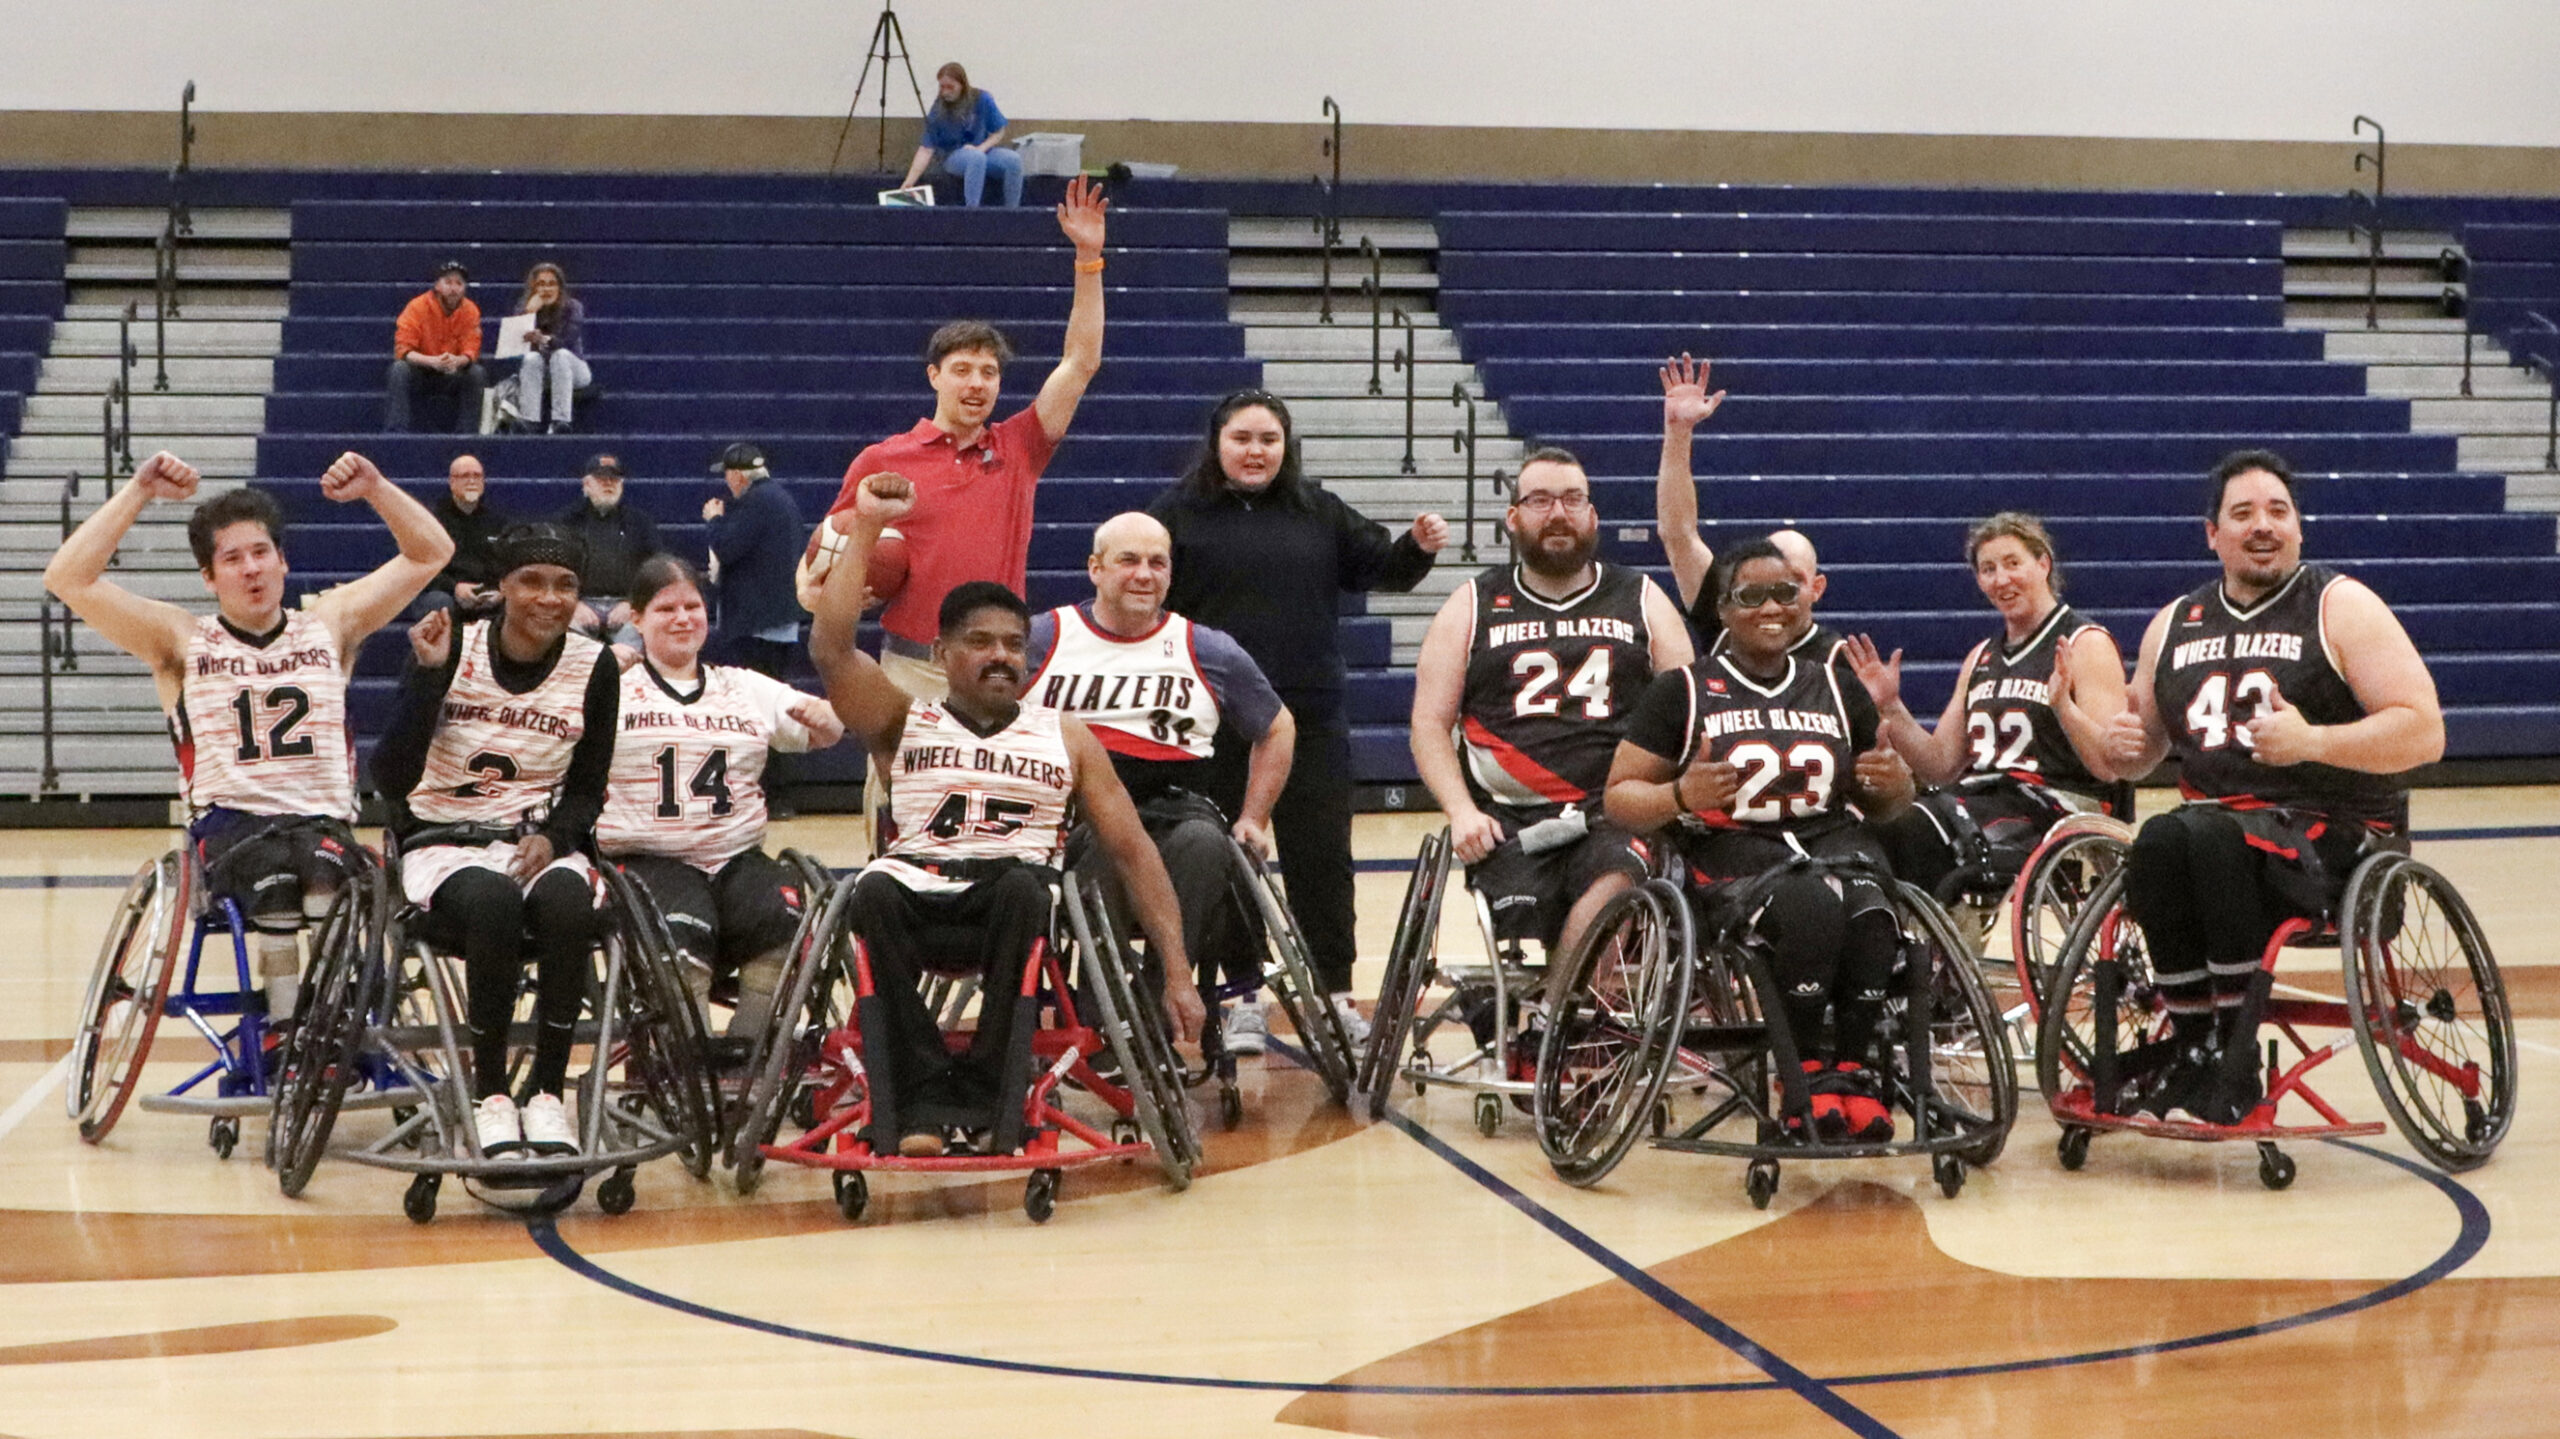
[796,512,907,612]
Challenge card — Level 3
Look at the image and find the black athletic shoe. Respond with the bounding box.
[2201,1064,2264,1128]
[2153,1045,2221,1124]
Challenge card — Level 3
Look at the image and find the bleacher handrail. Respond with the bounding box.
[1451,384,1483,562]
[1361,236,1384,394]
[1315,96,1344,323]
[1388,306,1416,475]
[2350,116,2388,331]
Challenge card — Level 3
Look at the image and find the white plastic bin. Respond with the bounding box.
[1014,132,1086,177]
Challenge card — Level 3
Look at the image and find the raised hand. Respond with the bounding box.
[133,451,201,503]
[855,471,916,527]
[1056,173,1109,256]
[1854,745,1915,809]
[408,607,453,669]
[1410,513,1450,553]
[1659,352,1727,431]
[319,451,385,505]
[1842,634,1904,711]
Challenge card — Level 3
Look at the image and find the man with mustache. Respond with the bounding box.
[808,474,1206,1158]
[2103,449,2444,1125]
[1410,446,1694,972]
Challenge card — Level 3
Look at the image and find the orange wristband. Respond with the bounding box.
[1075,257,1105,274]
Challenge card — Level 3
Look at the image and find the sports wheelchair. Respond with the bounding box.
[268,841,720,1222]
[67,822,418,1158]
[1533,853,2017,1207]
[1192,839,1359,1127]
[729,865,1201,1224]
[2035,820,2514,1189]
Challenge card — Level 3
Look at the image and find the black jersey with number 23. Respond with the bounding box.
[1623,651,1880,835]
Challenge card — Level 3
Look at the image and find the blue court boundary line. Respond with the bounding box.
[529,1125,2484,1409]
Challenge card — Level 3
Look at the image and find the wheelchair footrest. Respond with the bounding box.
[2048,1087,2385,1143]
[1652,1131,1991,1162]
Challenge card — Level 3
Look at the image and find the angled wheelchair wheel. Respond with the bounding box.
[1895,884,2018,1167]
[2009,818,2131,1017]
[602,863,720,1181]
[2342,853,2516,1172]
[1359,828,1450,1117]
[269,859,392,1197]
[2034,870,2163,1112]
[731,871,861,1192]
[70,852,190,1144]
[1235,846,1355,1106]
[1066,872,1200,1189]
[1533,878,1693,1187]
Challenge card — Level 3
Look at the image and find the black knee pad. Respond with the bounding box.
[1755,871,1847,1004]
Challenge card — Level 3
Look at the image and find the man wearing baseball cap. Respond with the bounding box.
[560,452,662,637]
[702,442,805,680]
[386,259,485,433]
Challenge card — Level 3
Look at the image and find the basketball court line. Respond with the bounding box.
[0,1056,71,1146]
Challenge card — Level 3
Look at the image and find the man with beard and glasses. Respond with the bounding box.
[2101,448,2443,1126]
[807,473,1205,1158]
[1410,447,1694,966]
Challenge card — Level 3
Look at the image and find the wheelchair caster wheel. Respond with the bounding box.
[596,1170,637,1216]
[833,1170,869,1222]
[788,1085,819,1132]
[1412,1078,1428,1099]
[208,1117,238,1160]
[1111,1118,1143,1149]
[1745,1160,1780,1210]
[2057,1126,2092,1172]
[1473,1093,1503,1136]
[1024,1168,1060,1224]
[1650,1101,1671,1138]
[1934,1155,1967,1200]
[1219,1085,1244,1132]
[403,1174,440,1225]
[2257,1143,2296,1191]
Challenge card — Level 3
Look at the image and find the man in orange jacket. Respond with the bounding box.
[386,259,487,433]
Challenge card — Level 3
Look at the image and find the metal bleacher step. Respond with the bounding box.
[21,393,267,433]
[1229,217,1440,252]
[1241,323,1462,361]
[51,315,285,356]
[40,355,274,393]
[2412,396,2560,435]
[2282,229,2461,262]
[66,208,294,243]
[1259,360,1484,396]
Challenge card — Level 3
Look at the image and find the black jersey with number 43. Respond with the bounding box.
[2151,563,2407,829]
[1623,651,1880,835]
[1961,603,2111,798]
[1458,562,1661,812]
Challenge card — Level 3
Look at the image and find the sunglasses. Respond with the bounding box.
[1724,581,1802,608]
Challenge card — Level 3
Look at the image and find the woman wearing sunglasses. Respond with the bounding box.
[1843,512,2131,899]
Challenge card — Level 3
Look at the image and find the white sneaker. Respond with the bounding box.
[520,1092,580,1157]
[473,1093,524,1159]
[1328,992,1372,1047]
[1222,1000,1270,1056]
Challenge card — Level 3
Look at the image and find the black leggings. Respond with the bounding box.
[2122,807,2282,1034]
[1753,870,1900,1067]
[421,865,599,1100]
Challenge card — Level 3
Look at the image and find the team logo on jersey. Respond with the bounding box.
[1704,677,1727,694]
[1163,638,1176,656]
[2185,604,2205,625]
[1492,594,1512,609]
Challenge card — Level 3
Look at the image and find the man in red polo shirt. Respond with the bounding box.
[819,174,1110,700]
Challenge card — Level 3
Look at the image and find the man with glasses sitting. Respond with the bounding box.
[1409,447,1694,964]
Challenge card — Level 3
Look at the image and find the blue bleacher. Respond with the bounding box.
[0,197,62,481]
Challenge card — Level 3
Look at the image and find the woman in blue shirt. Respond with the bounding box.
[899,62,1023,207]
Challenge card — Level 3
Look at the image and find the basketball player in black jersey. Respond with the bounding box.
[1845,512,2131,897]
[1609,538,1918,1142]
[2105,450,2444,1124]
[1411,447,1693,965]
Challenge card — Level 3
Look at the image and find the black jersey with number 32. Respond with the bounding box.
[1623,652,1880,835]
[1960,603,2111,798]
[1458,562,1659,812]
[2151,563,2406,828]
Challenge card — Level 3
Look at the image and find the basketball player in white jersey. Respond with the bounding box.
[1026,510,1294,1050]
[598,554,844,1048]
[810,472,1204,1157]
[44,450,453,1019]
[371,525,621,1158]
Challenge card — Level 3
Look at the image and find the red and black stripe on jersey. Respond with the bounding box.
[1458,562,1658,812]
[1623,651,1881,837]
[2151,563,2407,829]
[1961,603,2113,800]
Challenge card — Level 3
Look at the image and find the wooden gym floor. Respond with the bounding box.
[0,787,2551,1438]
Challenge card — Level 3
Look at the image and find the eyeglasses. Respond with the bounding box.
[1725,581,1801,608]
[1513,491,1591,515]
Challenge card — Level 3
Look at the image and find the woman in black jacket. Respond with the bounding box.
[1149,390,1447,1032]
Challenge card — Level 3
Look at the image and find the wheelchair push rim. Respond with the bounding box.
[1360,827,1450,1118]
[1533,878,1694,1188]
[71,852,190,1143]
[2342,853,2517,1172]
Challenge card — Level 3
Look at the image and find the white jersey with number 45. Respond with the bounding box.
[597,663,815,871]
[869,699,1075,893]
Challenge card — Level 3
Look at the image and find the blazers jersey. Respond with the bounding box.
[1025,603,1283,805]
[1960,603,2112,798]
[1623,651,1880,836]
[2151,564,2408,828]
[408,620,607,830]
[168,610,356,823]
[872,699,1077,892]
[597,662,814,870]
[1458,562,1662,813]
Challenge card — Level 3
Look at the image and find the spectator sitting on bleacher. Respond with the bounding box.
[421,452,510,617]
[501,262,591,435]
[702,442,804,679]
[898,62,1023,208]
[563,453,661,637]
[386,259,486,434]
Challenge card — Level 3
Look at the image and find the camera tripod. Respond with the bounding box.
[831,2,928,175]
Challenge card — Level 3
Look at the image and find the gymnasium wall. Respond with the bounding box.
[8,0,2560,190]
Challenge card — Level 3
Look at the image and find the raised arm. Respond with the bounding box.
[309,452,455,653]
[807,474,919,756]
[1409,582,1504,863]
[1845,633,1973,786]
[2045,627,2132,783]
[43,452,203,685]
[2105,603,2179,780]
[1034,176,1108,443]
[2243,579,2444,773]
[1656,354,1727,611]
[1065,718,1205,1042]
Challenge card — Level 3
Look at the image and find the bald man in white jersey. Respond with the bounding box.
[45,451,452,1018]
[810,474,1205,1157]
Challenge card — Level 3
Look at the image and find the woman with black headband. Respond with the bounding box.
[372,523,620,1160]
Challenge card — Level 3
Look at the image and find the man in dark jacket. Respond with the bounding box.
[703,441,806,678]
[419,452,510,615]
[561,452,661,634]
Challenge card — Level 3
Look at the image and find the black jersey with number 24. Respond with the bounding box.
[1623,651,1880,836]
[1459,561,1661,813]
